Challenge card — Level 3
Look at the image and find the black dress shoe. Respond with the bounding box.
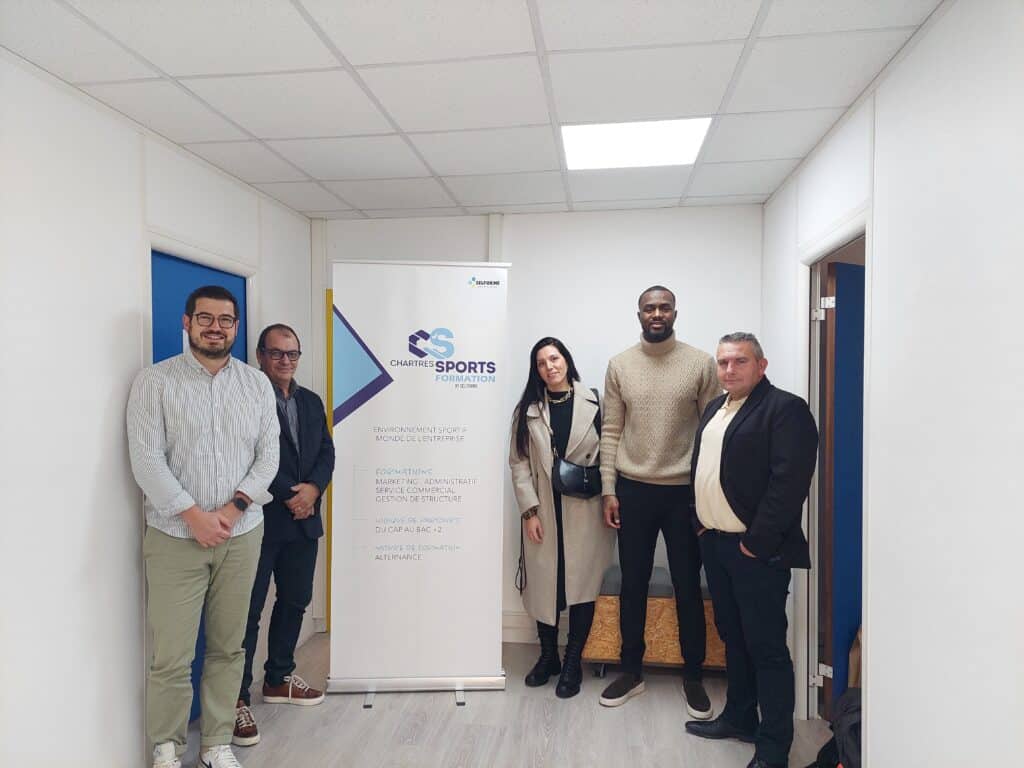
[745,757,785,768]
[684,714,757,743]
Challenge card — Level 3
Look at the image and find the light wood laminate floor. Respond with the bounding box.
[183,634,830,767]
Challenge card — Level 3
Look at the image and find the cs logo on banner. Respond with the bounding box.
[409,327,455,360]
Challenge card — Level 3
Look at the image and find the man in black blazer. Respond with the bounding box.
[234,324,335,747]
[684,333,818,768]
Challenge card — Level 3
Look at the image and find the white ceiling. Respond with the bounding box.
[0,0,941,219]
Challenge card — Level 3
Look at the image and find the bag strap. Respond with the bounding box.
[515,523,527,593]
[546,388,601,459]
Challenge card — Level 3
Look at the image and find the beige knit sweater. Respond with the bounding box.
[599,336,721,494]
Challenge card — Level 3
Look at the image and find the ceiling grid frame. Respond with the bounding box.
[0,0,944,218]
[288,0,470,216]
[678,0,776,204]
[51,0,365,216]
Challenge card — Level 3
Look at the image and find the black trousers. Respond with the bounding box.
[616,477,705,680]
[700,530,794,766]
[239,535,318,705]
[537,601,596,644]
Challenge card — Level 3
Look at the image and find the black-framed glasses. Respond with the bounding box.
[192,312,238,329]
[261,348,301,362]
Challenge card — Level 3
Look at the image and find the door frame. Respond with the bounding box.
[809,239,866,719]
[793,206,871,720]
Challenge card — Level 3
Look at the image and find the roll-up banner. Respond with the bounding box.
[327,261,508,693]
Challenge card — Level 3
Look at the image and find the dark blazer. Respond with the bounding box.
[265,384,336,542]
[690,376,818,569]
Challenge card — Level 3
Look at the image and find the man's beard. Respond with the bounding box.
[190,336,232,360]
[642,326,674,343]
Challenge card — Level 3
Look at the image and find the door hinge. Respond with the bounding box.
[812,296,836,322]
[809,663,833,688]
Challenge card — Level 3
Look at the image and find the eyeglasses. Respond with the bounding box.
[261,348,301,362]
[192,312,238,329]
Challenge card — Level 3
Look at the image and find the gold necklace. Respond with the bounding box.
[547,389,573,405]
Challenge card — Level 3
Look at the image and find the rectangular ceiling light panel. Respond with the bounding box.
[562,118,711,170]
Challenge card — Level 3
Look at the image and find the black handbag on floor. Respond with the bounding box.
[549,388,602,499]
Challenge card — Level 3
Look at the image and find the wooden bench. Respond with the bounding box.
[582,565,726,676]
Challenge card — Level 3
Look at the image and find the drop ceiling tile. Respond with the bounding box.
[301,0,535,65]
[443,172,565,207]
[550,44,743,124]
[683,194,768,206]
[727,29,913,112]
[761,0,940,36]
[537,0,760,50]
[364,208,465,219]
[409,126,559,176]
[65,0,336,76]
[184,141,306,183]
[702,108,845,163]
[268,136,429,180]
[323,178,454,209]
[569,167,690,202]
[466,203,568,215]
[184,70,391,139]
[81,80,246,142]
[0,0,157,83]
[305,210,365,220]
[254,182,347,211]
[573,198,680,211]
[688,159,800,196]
[360,58,550,132]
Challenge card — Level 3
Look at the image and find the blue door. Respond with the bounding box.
[823,261,865,706]
[150,250,248,721]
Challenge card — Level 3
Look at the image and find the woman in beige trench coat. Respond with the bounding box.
[509,337,614,698]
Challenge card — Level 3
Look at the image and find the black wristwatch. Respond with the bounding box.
[232,496,248,512]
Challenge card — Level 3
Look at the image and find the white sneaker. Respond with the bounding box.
[199,744,244,768]
[152,742,181,768]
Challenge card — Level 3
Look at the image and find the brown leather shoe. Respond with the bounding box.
[232,700,260,746]
[262,674,325,706]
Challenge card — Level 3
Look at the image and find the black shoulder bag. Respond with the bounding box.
[549,388,602,499]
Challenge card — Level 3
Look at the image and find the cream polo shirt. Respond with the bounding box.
[694,395,748,532]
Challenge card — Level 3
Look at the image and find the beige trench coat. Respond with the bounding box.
[509,381,615,626]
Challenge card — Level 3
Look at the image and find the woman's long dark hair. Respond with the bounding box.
[513,337,581,459]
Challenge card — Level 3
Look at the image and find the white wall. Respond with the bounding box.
[326,215,489,265]
[761,0,1023,762]
[866,0,1022,763]
[762,97,874,396]
[326,205,763,641]
[0,50,147,768]
[0,52,314,766]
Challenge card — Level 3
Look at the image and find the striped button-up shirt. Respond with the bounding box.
[127,348,280,539]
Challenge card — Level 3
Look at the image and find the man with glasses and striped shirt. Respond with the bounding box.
[128,285,279,768]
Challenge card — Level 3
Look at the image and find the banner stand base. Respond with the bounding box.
[327,673,506,695]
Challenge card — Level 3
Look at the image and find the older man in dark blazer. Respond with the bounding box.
[684,332,818,768]
[234,324,335,748]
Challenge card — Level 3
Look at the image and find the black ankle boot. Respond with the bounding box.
[555,636,584,698]
[525,627,561,687]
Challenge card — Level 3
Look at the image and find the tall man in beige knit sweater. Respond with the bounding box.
[597,286,721,718]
